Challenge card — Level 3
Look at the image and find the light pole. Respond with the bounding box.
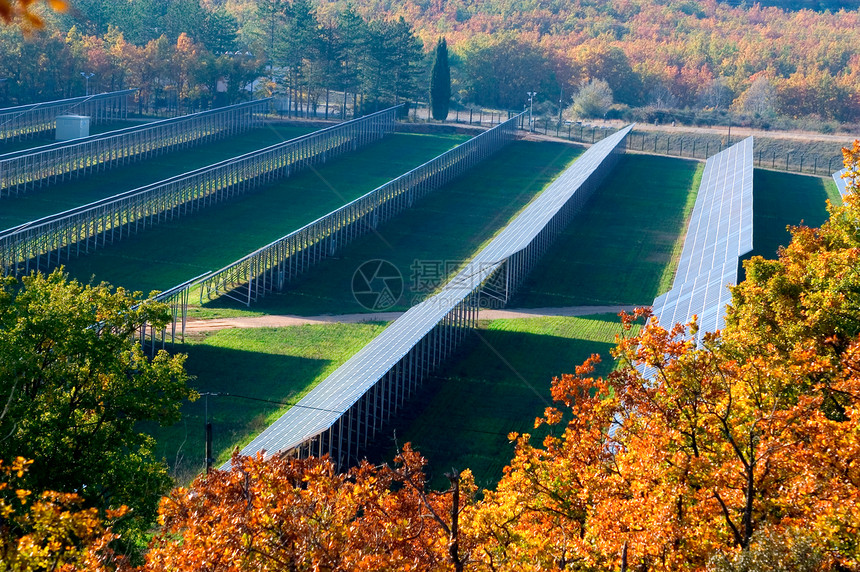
[527,91,537,131]
[80,72,94,96]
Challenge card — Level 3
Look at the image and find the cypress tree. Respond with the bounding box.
[429,37,451,121]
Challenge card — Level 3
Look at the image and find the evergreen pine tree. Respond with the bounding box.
[429,37,451,121]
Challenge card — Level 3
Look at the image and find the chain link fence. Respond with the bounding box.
[529,118,847,177]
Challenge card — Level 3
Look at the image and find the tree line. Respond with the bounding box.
[3,0,860,127]
[0,0,425,116]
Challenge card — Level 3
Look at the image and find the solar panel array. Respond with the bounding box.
[650,137,753,343]
[0,90,136,143]
[227,125,633,468]
[833,168,848,197]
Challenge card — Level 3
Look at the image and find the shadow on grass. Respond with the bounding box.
[144,343,331,484]
[368,326,617,492]
[738,170,833,282]
[513,154,702,308]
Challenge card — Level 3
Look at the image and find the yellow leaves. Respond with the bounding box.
[0,457,124,572]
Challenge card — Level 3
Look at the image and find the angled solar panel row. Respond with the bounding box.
[227,125,634,467]
[833,168,848,197]
[650,137,754,345]
[672,137,754,287]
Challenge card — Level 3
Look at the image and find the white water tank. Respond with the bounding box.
[56,115,91,141]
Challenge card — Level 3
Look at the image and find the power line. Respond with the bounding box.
[200,391,343,415]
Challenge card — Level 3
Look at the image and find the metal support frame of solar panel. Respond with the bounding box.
[225,124,633,470]
[648,137,753,350]
[0,106,400,278]
[833,168,848,197]
[0,90,136,143]
[135,113,523,350]
[188,112,524,309]
[0,98,270,198]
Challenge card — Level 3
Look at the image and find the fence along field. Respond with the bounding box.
[0,90,135,143]
[228,127,632,470]
[0,106,399,279]
[532,119,850,177]
[0,99,270,197]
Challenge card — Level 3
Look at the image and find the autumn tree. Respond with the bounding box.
[430,36,451,120]
[0,270,193,552]
[0,457,125,572]
[0,0,64,28]
[143,445,475,571]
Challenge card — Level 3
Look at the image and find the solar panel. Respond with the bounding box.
[226,125,634,466]
[833,169,848,197]
[673,137,753,287]
[649,137,753,351]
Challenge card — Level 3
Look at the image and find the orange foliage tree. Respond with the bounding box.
[142,445,476,571]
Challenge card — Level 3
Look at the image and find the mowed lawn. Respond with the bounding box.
[513,154,703,307]
[59,132,468,294]
[747,169,839,262]
[193,139,584,318]
[379,314,632,491]
[0,123,315,230]
[150,322,389,483]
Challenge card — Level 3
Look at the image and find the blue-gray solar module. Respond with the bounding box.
[833,169,848,197]
[651,261,737,341]
[225,125,634,467]
[649,137,753,346]
[672,137,753,288]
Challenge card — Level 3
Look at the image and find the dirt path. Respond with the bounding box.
[184,305,641,333]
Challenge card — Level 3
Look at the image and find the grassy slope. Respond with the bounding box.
[152,322,389,483]
[0,124,314,230]
[748,169,839,260]
[512,154,704,307]
[59,132,468,294]
[193,140,583,318]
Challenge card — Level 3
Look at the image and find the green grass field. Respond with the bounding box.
[747,169,840,262]
[372,313,631,490]
[511,154,703,307]
[1,124,316,230]
[58,132,469,294]
[192,139,583,318]
[149,322,388,483]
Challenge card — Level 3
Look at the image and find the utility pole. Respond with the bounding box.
[202,392,219,474]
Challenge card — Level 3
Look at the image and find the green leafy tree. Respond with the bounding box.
[570,78,613,119]
[0,270,193,551]
[430,37,451,120]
